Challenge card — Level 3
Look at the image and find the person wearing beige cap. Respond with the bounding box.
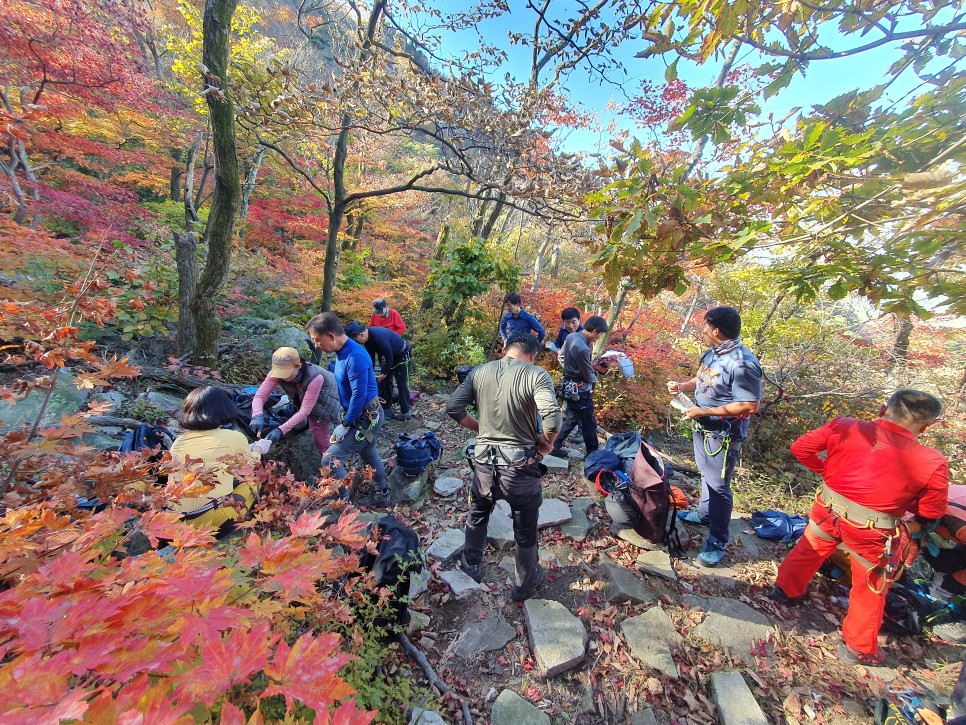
[250,346,341,457]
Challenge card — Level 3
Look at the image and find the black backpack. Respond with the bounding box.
[118,423,174,456]
[394,432,442,476]
[77,424,174,511]
[358,516,422,630]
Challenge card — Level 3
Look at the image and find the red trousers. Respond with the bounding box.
[775,501,893,656]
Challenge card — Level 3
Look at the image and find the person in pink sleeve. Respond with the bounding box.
[250,347,341,456]
[370,298,407,336]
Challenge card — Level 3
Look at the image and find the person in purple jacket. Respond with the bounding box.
[306,312,389,507]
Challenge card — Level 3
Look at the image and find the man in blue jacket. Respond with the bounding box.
[500,292,545,346]
[345,320,413,421]
[306,312,389,507]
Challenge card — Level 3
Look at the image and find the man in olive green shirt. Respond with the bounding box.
[446,335,562,600]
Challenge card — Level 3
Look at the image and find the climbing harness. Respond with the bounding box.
[692,418,739,477]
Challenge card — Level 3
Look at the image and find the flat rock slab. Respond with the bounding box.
[424,421,443,431]
[487,504,516,549]
[407,610,430,636]
[491,690,550,725]
[711,671,768,725]
[561,498,595,540]
[536,498,571,527]
[487,499,572,549]
[541,454,569,472]
[409,567,430,599]
[601,563,653,604]
[439,569,480,599]
[636,550,677,581]
[453,609,516,659]
[630,710,659,725]
[426,528,464,563]
[409,707,447,724]
[525,599,587,677]
[434,476,464,497]
[620,606,682,678]
[684,596,773,663]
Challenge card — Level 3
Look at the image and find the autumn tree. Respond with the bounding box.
[591,0,966,323]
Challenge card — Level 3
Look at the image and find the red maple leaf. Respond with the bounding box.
[312,699,376,725]
[262,632,356,712]
[187,622,276,706]
[288,510,328,538]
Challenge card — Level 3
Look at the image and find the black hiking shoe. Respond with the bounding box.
[358,489,391,508]
[509,565,546,602]
[769,585,804,605]
[459,554,483,583]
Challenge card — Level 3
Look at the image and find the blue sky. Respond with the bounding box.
[428,2,915,154]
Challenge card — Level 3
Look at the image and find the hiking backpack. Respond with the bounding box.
[358,515,422,629]
[606,436,684,556]
[119,423,174,456]
[394,432,442,476]
[77,423,175,511]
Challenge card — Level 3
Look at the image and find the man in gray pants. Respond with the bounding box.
[446,334,561,601]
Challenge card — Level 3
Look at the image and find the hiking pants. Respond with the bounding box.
[463,461,544,592]
[308,417,331,457]
[692,430,742,544]
[321,406,387,492]
[556,390,599,453]
[775,501,893,656]
[379,345,412,415]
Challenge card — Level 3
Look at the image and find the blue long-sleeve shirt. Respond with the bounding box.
[500,309,546,343]
[554,323,582,349]
[334,337,379,425]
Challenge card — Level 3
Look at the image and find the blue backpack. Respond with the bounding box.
[394,432,442,476]
[751,510,807,543]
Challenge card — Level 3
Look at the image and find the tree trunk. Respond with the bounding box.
[890,315,914,379]
[680,279,704,332]
[175,132,202,355]
[175,231,198,354]
[238,146,266,241]
[422,223,449,310]
[594,278,632,356]
[531,233,552,293]
[753,292,786,349]
[320,0,387,311]
[191,0,241,367]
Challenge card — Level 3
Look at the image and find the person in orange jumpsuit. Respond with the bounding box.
[771,389,948,665]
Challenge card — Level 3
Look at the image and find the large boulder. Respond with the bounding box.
[228,317,315,360]
[0,370,90,432]
[271,429,323,484]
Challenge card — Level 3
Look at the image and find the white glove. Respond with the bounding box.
[250,438,272,455]
[330,424,350,443]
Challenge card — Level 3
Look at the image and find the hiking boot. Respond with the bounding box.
[459,554,483,583]
[549,447,571,459]
[769,585,804,605]
[678,510,709,526]
[837,642,887,666]
[696,536,726,567]
[359,489,391,508]
[392,412,413,421]
[510,564,546,602]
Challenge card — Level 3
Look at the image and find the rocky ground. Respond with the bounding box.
[372,392,964,725]
[21,353,963,725]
